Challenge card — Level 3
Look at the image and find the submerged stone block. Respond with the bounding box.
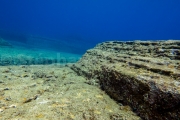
[71,40,180,120]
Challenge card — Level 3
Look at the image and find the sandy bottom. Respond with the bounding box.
[0,46,81,66]
[0,64,141,120]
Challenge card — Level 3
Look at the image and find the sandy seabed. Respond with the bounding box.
[0,64,141,120]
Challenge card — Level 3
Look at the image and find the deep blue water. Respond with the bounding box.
[0,0,180,54]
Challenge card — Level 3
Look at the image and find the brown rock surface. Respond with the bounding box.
[71,40,180,120]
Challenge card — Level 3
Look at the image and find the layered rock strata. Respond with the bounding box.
[71,40,180,120]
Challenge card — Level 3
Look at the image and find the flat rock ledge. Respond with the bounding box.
[71,40,180,120]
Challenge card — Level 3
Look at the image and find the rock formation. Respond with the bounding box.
[71,40,180,120]
[0,38,12,47]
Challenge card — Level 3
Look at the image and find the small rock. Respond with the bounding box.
[0,80,4,83]
[4,88,10,90]
[5,97,11,101]
[9,104,16,108]
[45,75,53,78]
[22,74,29,77]
[174,81,180,87]
[2,69,10,73]
[0,108,4,112]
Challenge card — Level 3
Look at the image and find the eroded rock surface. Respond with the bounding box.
[71,40,180,120]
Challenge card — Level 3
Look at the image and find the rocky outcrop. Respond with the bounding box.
[71,40,180,120]
[0,38,12,47]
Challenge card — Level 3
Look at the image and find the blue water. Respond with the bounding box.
[0,0,180,55]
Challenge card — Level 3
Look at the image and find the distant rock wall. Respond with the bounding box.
[0,38,12,47]
[71,40,180,120]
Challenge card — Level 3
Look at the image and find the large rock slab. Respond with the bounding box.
[71,40,180,120]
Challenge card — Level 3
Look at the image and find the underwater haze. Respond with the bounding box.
[1,1,180,119]
[0,0,180,54]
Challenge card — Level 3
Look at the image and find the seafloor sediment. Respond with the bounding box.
[71,40,180,120]
[0,65,140,120]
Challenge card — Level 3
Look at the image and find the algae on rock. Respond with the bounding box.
[71,40,180,120]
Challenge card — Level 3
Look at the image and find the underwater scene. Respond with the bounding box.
[0,1,180,120]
